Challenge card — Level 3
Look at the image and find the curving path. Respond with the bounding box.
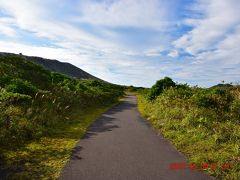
[59,95,213,180]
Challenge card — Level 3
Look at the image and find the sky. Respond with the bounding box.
[0,0,240,87]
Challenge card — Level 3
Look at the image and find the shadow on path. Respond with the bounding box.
[68,96,136,162]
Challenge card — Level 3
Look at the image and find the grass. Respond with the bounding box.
[137,78,240,180]
[138,94,240,179]
[1,103,119,179]
[0,53,125,179]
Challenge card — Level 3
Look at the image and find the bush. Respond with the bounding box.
[5,79,37,96]
[148,77,176,100]
[191,88,233,110]
[83,80,103,87]
[230,99,240,122]
[76,82,88,91]
[0,92,31,104]
[51,72,71,84]
[59,79,77,91]
[138,83,240,179]
[0,75,12,88]
[161,86,193,100]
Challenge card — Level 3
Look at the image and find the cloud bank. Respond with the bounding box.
[0,0,239,87]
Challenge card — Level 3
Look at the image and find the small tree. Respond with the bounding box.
[148,77,176,100]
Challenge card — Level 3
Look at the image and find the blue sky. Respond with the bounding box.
[0,0,240,87]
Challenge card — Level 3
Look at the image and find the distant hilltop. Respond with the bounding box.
[0,52,103,82]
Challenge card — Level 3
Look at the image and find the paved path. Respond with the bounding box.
[59,96,213,180]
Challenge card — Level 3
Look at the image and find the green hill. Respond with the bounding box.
[0,53,124,179]
[0,52,102,81]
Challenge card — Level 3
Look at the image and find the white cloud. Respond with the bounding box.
[0,39,160,87]
[168,0,240,87]
[143,47,164,57]
[174,0,240,55]
[0,0,122,52]
[168,50,179,58]
[0,0,180,87]
[0,0,239,87]
[0,17,16,36]
[0,41,74,61]
[77,0,172,30]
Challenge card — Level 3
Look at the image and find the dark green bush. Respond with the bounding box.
[0,55,51,89]
[127,85,144,92]
[76,82,88,91]
[0,92,31,104]
[148,77,176,100]
[161,86,193,100]
[59,79,77,91]
[0,75,12,87]
[191,88,233,110]
[84,80,103,87]
[5,79,37,96]
[51,72,71,84]
[230,99,240,122]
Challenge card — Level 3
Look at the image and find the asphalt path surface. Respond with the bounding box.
[59,95,213,180]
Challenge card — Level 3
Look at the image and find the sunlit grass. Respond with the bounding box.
[0,54,124,179]
[1,104,117,179]
[137,93,240,179]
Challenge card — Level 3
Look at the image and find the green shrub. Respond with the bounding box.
[59,79,77,91]
[51,72,71,84]
[138,83,240,179]
[0,75,12,88]
[161,86,193,100]
[5,79,37,96]
[230,99,240,122]
[89,80,103,87]
[0,55,51,89]
[191,88,233,110]
[76,82,88,91]
[148,77,176,100]
[0,92,31,104]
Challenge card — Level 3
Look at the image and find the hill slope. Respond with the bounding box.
[0,53,124,179]
[0,52,102,81]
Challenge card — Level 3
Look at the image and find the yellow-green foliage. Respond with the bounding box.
[0,54,124,179]
[0,58,124,144]
[138,86,240,179]
[1,105,116,179]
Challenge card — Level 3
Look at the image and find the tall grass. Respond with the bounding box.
[138,78,240,179]
[0,54,124,178]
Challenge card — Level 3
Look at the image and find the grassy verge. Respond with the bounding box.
[1,102,119,179]
[137,93,240,180]
[0,54,125,179]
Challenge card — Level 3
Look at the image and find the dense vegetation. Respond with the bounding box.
[0,54,124,179]
[138,77,240,179]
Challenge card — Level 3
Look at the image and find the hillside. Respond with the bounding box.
[0,52,102,81]
[0,53,124,179]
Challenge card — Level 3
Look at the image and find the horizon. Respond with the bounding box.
[0,0,239,87]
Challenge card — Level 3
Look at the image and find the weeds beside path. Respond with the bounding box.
[0,103,120,179]
[0,53,124,179]
[137,92,240,179]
